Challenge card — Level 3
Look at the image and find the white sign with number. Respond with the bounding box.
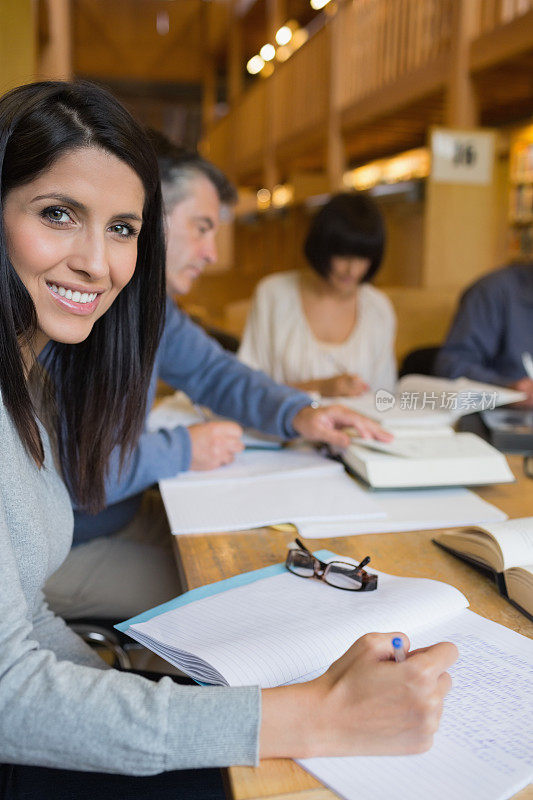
[431,129,494,185]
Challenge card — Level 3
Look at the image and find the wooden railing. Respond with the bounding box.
[203,112,232,175]
[271,24,330,147]
[474,0,532,35]
[334,0,454,111]
[232,80,266,171]
[202,0,533,179]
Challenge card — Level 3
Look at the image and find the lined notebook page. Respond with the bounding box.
[301,611,533,800]
[130,570,467,687]
[160,466,385,535]
[297,487,507,538]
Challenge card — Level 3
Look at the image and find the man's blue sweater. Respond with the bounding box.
[434,263,533,386]
[73,299,311,544]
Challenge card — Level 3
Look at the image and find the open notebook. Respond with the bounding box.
[117,553,533,800]
[295,486,507,537]
[159,448,385,534]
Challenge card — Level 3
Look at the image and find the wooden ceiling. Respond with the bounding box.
[73,0,211,84]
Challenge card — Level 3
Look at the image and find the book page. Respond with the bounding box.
[300,611,533,800]
[504,564,533,617]
[348,432,501,462]
[323,376,525,428]
[160,467,386,534]
[130,569,467,687]
[477,517,533,569]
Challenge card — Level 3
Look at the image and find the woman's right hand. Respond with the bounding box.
[259,632,458,760]
[317,373,369,397]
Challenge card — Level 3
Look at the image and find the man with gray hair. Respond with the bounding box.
[44,133,386,621]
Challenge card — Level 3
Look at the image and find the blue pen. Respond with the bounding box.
[392,636,406,663]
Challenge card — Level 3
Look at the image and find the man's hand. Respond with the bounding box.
[510,377,533,408]
[260,632,458,759]
[188,421,244,470]
[292,404,392,449]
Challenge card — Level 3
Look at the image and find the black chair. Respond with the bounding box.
[68,617,141,669]
[399,346,441,378]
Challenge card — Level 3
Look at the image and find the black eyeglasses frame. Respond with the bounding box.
[285,538,378,592]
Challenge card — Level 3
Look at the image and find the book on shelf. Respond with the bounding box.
[433,517,533,620]
[341,431,514,489]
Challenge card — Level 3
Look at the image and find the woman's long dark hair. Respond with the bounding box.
[0,81,166,512]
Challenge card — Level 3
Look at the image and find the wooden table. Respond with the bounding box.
[172,454,533,800]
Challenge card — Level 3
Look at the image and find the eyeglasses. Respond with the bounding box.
[285,538,377,591]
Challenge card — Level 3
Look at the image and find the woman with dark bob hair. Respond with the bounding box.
[239,192,397,397]
[0,81,455,798]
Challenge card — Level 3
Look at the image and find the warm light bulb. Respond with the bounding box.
[260,43,276,61]
[256,188,271,209]
[310,0,330,9]
[275,26,292,45]
[247,55,265,75]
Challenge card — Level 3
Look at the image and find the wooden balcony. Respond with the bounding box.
[202,0,533,185]
[470,0,533,126]
[272,24,330,169]
[233,79,267,180]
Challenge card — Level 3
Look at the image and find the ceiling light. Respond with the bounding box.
[247,55,265,75]
[275,26,292,45]
[260,43,276,61]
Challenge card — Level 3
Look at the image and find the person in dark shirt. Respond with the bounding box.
[434,262,533,407]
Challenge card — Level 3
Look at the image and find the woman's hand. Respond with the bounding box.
[295,374,369,397]
[319,373,369,397]
[292,404,392,448]
[260,632,458,760]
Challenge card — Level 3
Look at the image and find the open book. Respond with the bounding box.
[342,431,514,489]
[117,553,533,800]
[433,517,533,620]
[326,375,527,428]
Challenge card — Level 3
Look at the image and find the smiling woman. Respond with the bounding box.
[3,147,144,351]
[0,82,166,513]
[0,81,457,800]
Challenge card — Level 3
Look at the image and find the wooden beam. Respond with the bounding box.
[38,0,73,81]
[327,12,345,191]
[470,9,533,72]
[445,0,479,128]
[228,0,244,103]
